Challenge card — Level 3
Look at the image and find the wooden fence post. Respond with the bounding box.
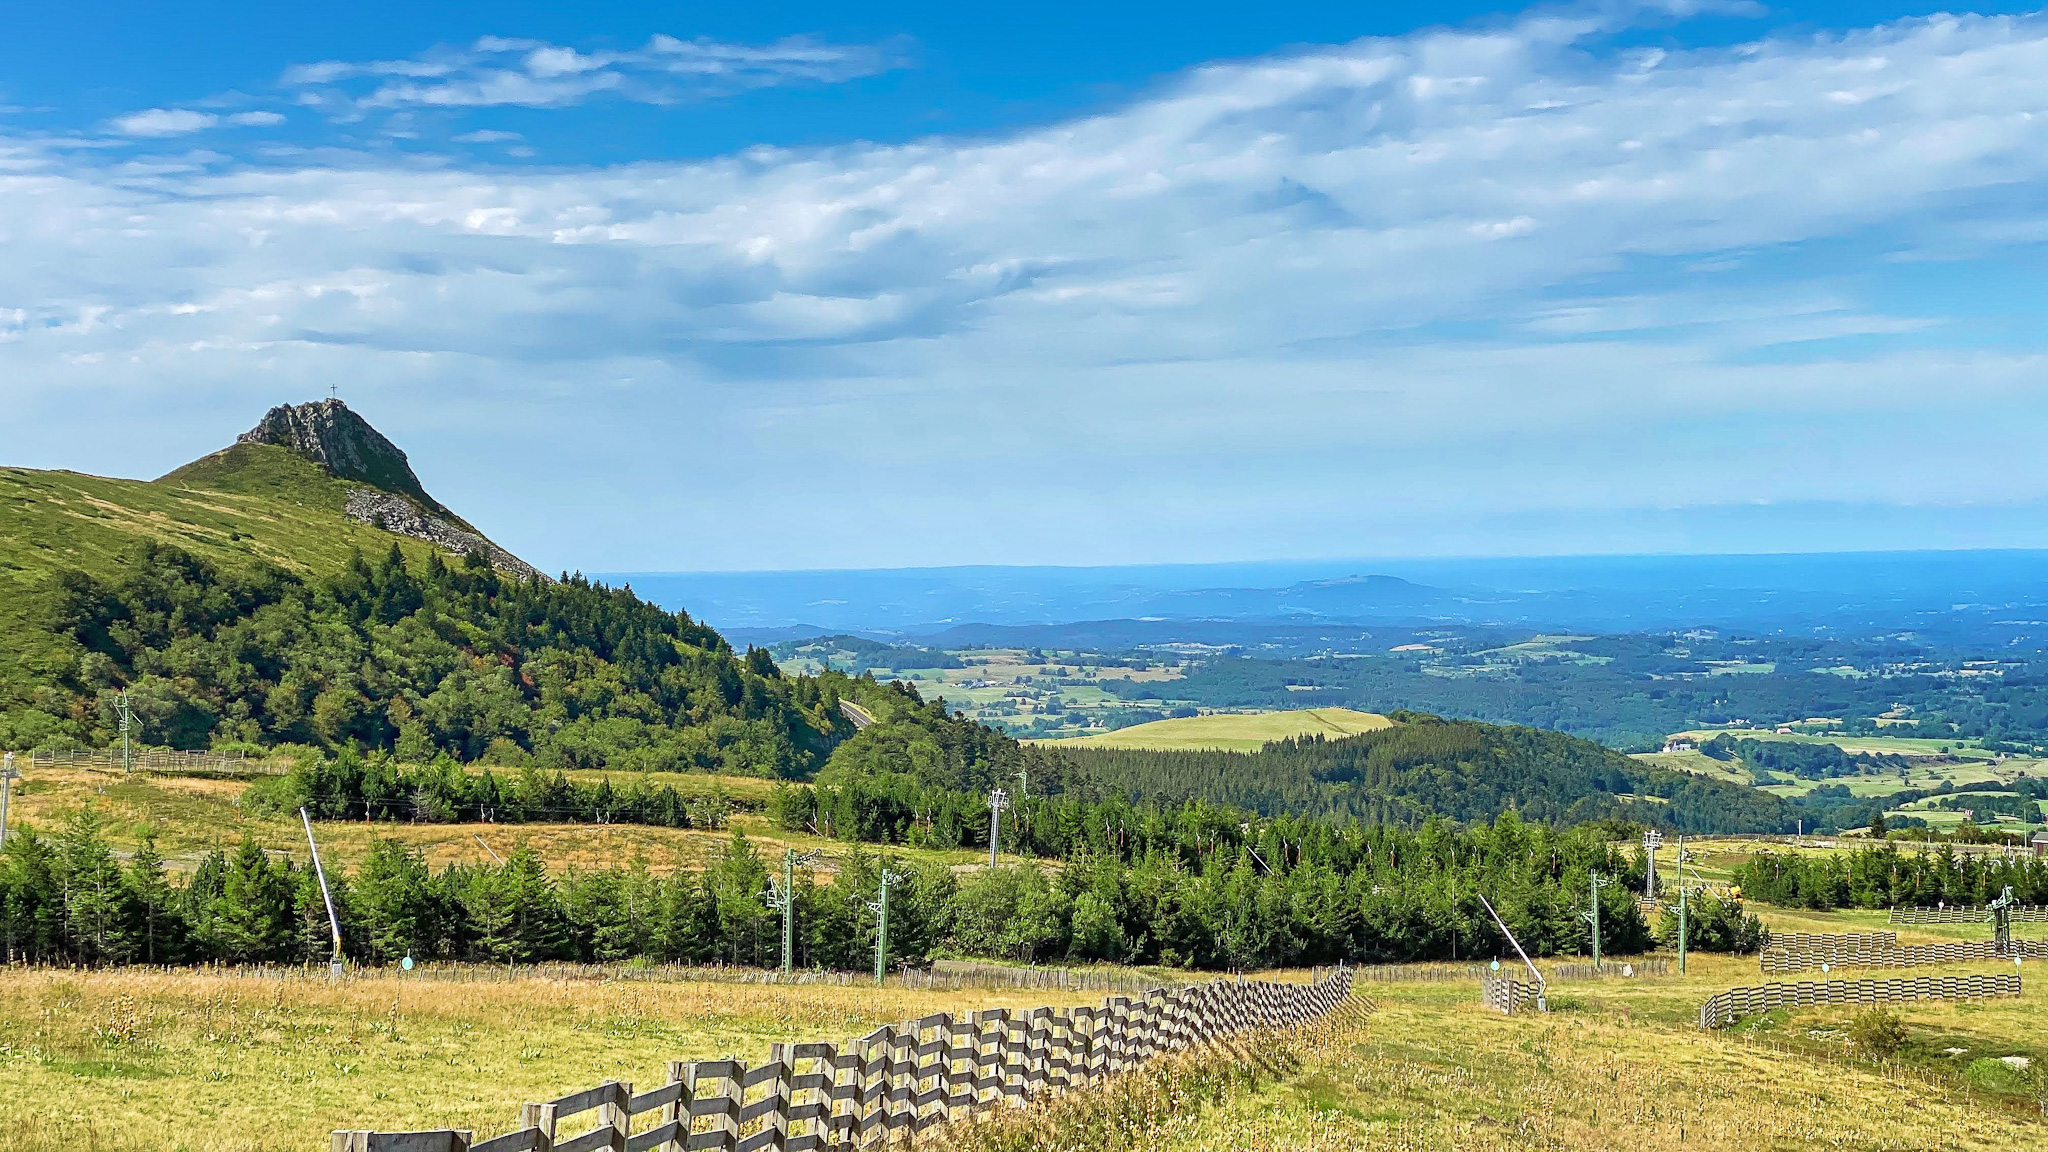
[970,1011,1000,1113]
[520,1102,557,1152]
[767,1044,792,1152]
[600,1081,631,1152]
[1024,1008,1049,1098]
[660,1062,687,1152]
[945,1017,976,1119]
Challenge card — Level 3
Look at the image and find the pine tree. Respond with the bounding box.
[124,835,182,964]
[205,837,298,963]
[58,807,134,965]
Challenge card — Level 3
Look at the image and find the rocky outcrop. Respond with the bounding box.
[241,399,546,582]
[239,399,447,515]
[344,489,545,583]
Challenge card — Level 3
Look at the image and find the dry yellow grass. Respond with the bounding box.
[1132,953,2047,1151]
[0,763,1009,878]
[2,935,2041,1152]
[1040,709,1393,753]
[0,967,1115,1152]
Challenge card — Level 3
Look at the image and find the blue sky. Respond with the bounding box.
[5,1,2048,572]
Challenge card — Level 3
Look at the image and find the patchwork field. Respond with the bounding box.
[1038,707,1393,752]
[1639,735,2045,832]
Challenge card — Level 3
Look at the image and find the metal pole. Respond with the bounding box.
[117,690,134,773]
[870,868,904,986]
[1677,836,1689,974]
[782,850,796,977]
[1591,871,1602,970]
[1643,831,1662,901]
[299,807,344,973]
[988,788,1009,868]
[875,873,888,985]
[0,753,17,848]
[1477,892,1545,1008]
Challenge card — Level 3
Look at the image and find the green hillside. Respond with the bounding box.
[0,449,460,735]
[0,410,1001,779]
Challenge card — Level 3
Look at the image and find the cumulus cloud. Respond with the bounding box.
[12,8,2048,568]
[107,108,219,136]
[283,33,904,114]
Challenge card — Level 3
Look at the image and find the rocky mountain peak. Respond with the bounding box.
[229,399,544,582]
[237,399,445,513]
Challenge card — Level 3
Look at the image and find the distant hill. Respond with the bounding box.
[1060,711,1801,832]
[1043,707,1393,752]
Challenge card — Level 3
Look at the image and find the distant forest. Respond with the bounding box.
[1734,842,2048,909]
[1101,650,2048,752]
[768,634,965,672]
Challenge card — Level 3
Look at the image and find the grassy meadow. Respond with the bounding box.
[0,761,1023,878]
[2,903,2042,1152]
[0,965,1119,1152]
[1039,708,1393,752]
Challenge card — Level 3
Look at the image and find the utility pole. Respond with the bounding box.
[763,848,820,977]
[1676,835,1690,974]
[1015,769,1028,801]
[299,808,345,976]
[1642,830,1663,901]
[0,752,18,848]
[1581,871,1613,969]
[987,788,1010,868]
[867,865,909,986]
[116,690,135,773]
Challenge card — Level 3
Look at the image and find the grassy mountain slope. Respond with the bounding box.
[0,451,449,710]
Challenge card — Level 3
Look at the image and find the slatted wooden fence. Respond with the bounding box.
[1697,972,2021,1029]
[1762,935,2048,974]
[1888,904,2048,924]
[914,960,1184,995]
[1547,959,1671,980]
[333,968,1353,1152]
[29,747,282,775]
[1479,973,1542,1015]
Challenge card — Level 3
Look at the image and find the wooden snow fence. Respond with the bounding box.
[1762,934,2048,974]
[1697,972,2021,1029]
[333,967,1353,1152]
[1479,973,1542,1015]
[1888,904,2048,924]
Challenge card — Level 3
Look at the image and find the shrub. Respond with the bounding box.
[1961,1057,2032,1095]
[1846,1008,1908,1058]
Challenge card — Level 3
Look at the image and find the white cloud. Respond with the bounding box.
[284,33,903,114]
[453,129,523,143]
[107,108,218,136]
[226,111,286,127]
[12,8,2048,568]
